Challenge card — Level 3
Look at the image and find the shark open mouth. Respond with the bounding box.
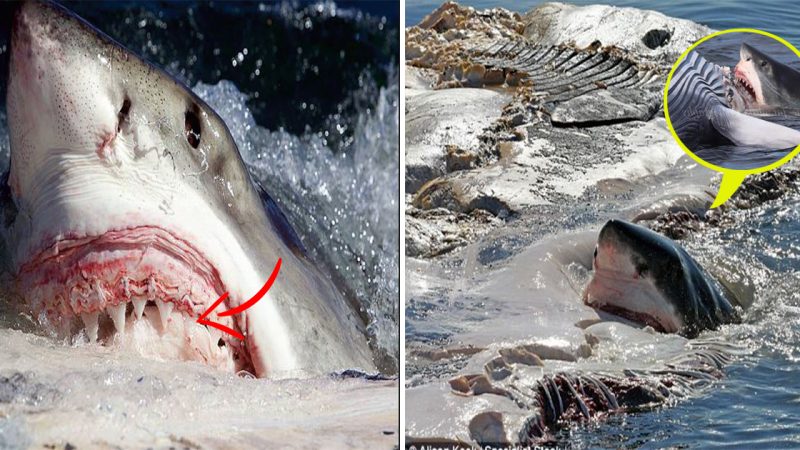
[17,225,253,374]
[591,303,669,334]
[734,70,758,104]
[582,263,681,335]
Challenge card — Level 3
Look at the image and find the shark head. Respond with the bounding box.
[583,220,739,338]
[6,1,374,378]
[734,42,800,109]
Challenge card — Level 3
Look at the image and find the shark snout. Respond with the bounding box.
[740,43,754,61]
[10,5,35,80]
[10,2,64,95]
[733,55,761,104]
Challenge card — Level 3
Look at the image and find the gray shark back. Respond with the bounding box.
[658,239,740,337]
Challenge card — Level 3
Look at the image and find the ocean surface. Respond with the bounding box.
[407,1,800,448]
[0,1,398,447]
[407,0,800,46]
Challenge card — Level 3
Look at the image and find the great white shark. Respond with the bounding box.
[583,220,741,338]
[668,50,800,150]
[3,1,375,379]
[407,218,751,444]
[734,42,800,109]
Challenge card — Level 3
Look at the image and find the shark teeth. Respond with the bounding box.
[81,311,99,343]
[108,303,126,335]
[132,297,146,320]
[74,298,224,348]
[156,300,174,331]
[60,276,238,361]
[734,73,756,100]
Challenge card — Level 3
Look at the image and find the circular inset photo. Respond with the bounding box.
[665,30,800,171]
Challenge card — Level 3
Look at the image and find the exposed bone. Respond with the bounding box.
[561,375,590,420]
[585,375,619,410]
[544,375,563,418]
[537,379,557,425]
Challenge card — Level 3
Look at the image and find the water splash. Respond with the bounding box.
[194,68,399,372]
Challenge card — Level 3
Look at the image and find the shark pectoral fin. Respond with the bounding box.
[709,105,800,149]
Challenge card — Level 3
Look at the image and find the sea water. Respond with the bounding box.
[407,0,800,45]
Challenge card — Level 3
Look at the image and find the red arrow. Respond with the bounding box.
[196,258,282,340]
[197,292,242,340]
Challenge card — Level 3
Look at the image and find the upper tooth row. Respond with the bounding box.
[80,299,177,343]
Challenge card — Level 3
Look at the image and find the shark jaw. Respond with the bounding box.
[583,220,741,338]
[19,225,252,373]
[5,0,293,377]
[583,238,683,334]
[734,45,765,107]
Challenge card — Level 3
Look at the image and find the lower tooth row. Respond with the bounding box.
[158,300,175,329]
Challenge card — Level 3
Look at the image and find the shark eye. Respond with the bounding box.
[116,97,131,132]
[185,109,201,149]
[635,262,649,277]
[760,60,768,67]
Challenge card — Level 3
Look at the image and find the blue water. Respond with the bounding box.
[407,1,800,47]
